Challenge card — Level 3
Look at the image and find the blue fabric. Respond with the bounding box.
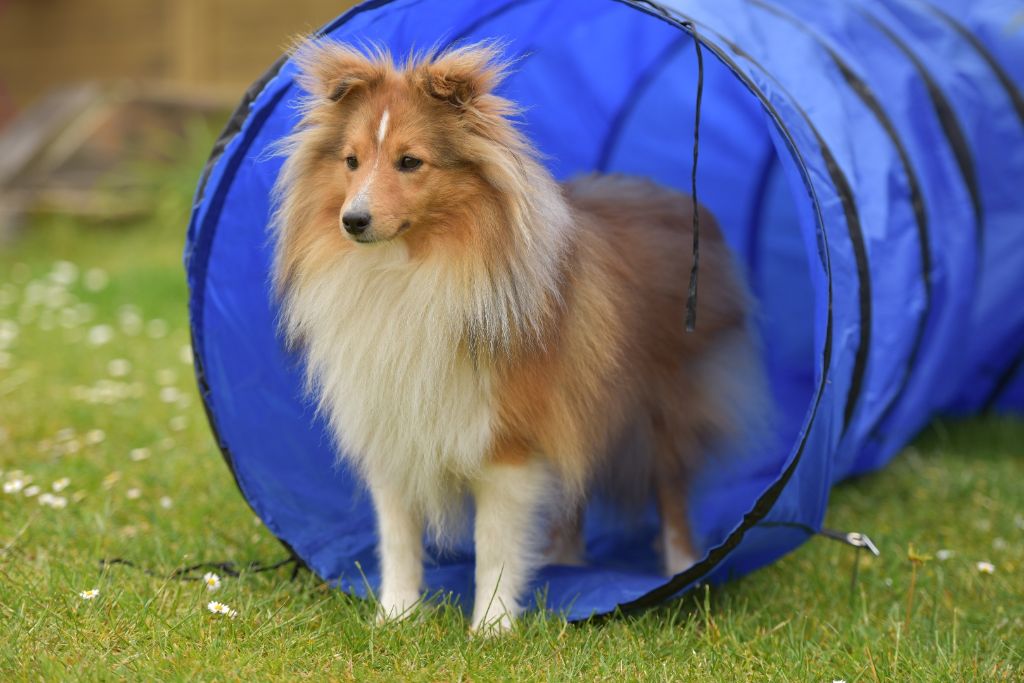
[184,0,1024,620]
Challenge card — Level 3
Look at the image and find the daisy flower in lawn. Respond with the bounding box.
[126,487,141,500]
[39,493,68,509]
[207,601,238,618]
[50,260,78,286]
[936,549,954,561]
[147,319,169,339]
[159,386,181,404]
[53,477,72,492]
[0,319,20,349]
[84,429,106,445]
[84,268,109,292]
[79,588,99,600]
[129,447,150,462]
[203,572,222,592]
[118,305,143,335]
[179,344,193,365]
[87,324,114,346]
[976,561,996,574]
[4,478,25,494]
[159,496,173,509]
[107,358,132,377]
[38,492,68,508]
[23,484,41,497]
[156,368,177,386]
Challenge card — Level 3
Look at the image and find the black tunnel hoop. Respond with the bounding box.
[601,0,835,615]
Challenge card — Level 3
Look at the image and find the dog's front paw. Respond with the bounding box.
[375,590,421,624]
[469,609,516,636]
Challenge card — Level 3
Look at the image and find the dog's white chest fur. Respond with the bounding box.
[282,242,494,527]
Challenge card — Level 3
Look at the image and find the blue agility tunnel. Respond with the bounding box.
[185,0,1024,620]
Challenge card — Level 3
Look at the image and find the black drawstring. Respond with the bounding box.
[99,555,304,582]
[685,20,705,333]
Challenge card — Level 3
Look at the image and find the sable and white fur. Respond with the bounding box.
[271,41,765,632]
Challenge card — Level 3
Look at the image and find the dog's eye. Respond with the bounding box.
[398,156,422,171]
[345,156,359,170]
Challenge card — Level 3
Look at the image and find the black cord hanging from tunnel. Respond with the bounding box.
[685,20,704,332]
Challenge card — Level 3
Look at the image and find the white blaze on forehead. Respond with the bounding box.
[376,109,390,146]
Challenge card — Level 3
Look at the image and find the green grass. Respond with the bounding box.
[1,135,1022,681]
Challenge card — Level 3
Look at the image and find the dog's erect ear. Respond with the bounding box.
[418,43,509,107]
[291,39,385,103]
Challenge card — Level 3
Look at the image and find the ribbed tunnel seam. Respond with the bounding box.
[860,9,984,249]
[749,0,933,444]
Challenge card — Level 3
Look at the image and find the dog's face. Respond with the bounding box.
[287,43,512,250]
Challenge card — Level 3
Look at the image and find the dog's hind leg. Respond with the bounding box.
[650,407,700,576]
[543,501,585,567]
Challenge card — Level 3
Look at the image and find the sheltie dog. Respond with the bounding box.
[271,40,764,632]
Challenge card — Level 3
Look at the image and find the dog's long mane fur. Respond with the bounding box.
[272,42,572,358]
[269,42,581,534]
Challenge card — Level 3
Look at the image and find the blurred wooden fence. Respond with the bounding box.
[0,0,360,108]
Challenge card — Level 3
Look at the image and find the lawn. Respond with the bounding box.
[1,129,1022,681]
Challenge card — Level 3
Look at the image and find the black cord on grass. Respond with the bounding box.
[685,20,705,333]
[99,555,304,582]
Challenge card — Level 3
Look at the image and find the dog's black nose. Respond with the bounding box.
[342,211,371,235]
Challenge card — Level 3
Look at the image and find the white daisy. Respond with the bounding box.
[129,448,150,462]
[87,325,114,346]
[146,319,169,339]
[83,268,109,292]
[203,572,222,592]
[158,387,181,404]
[23,484,41,497]
[156,368,177,386]
[50,261,78,286]
[207,601,237,618]
[118,306,143,335]
[0,321,19,350]
[79,588,99,600]
[107,358,131,377]
[126,488,141,500]
[84,429,105,445]
[179,345,193,365]
[58,307,81,329]
[935,549,954,561]
[159,496,173,509]
[3,478,25,494]
[976,561,996,574]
